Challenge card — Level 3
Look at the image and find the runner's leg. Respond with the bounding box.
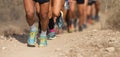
[87,0,92,24]
[68,0,77,32]
[38,0,49,47]
[53,0,64,33]
[77,3,84,31]
[24,0,37,47]
[24,0,35,26]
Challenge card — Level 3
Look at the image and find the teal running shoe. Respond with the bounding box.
[27,27,38,47]
[56,11,64,29]
[48,32,56,40]
[38,36,47,47]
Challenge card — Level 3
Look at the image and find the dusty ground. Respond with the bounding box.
[0,13,120,57]
[0,0,120,57]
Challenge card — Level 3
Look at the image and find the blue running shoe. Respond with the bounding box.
[48,29,56,40]
[56,11,64,29]
[27,27,38,47]
[38,36,47,47]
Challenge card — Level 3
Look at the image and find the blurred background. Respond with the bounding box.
[0,1,120,57]
[0,0,27,35]
[0,0,120,35]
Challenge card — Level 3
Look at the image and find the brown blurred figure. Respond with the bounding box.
[67,0,77,33]
[47,0,65,40]
[76,0,88,31]
[92,0,100,22]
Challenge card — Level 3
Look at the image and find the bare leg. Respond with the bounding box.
[83,0,88,26]
[87,5,92,24]
[24,0,35,26]
[52,0,62,23]
[77,4,84,27]
[24,0,38,47]
[95,0,100,16]
[53,0,64,33]
[39,2,49,31]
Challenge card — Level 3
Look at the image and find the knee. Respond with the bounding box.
[41,12,49,20]
[26,10,34,18]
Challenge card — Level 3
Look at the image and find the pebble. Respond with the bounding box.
[105,47,115,52]
[0,36,4,38]
[0,35,6,40]
[93,29,98,32]
[2,47,7,50]
[55,48,62,52]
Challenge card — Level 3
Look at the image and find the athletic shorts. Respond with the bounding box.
[88,0,96,5]
[65,0,68,1]
[76,0,84,4]
[92,0,96,4]
[34,0,49,4]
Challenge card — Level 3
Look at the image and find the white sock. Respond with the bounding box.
[30,24,37,31]
[40,31,47,36]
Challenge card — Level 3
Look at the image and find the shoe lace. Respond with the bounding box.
[30,32,36,39]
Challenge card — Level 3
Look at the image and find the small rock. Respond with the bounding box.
[55,48,61,52]
[97,44,103,48]
[105,47,115,52]
[0,35,6,40]
[0,36,4,38]
[93,29,98,32]
[2,47,7,50]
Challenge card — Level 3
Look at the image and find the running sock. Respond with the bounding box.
[40,31,47,36]
[82,24,87,29]
[50,29,55,32]
[30,24,37,31]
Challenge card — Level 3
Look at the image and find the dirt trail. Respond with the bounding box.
[0,13,120,57]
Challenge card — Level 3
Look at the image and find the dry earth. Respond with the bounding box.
[0,13,120,57]
[0,0,120,57]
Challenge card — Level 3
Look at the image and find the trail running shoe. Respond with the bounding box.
[79,26,83,32]
[68,24,74,33]
[82,24,87,29]
[95,15,100,22]
[48,29,56,40]
[38,36,47,47]
[27,27,38,47]
[56,11,64,29]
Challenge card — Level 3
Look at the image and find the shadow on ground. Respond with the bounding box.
[3,29,29,44]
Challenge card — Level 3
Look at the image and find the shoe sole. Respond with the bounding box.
[48,36,56,40]
[27,44,35,47]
